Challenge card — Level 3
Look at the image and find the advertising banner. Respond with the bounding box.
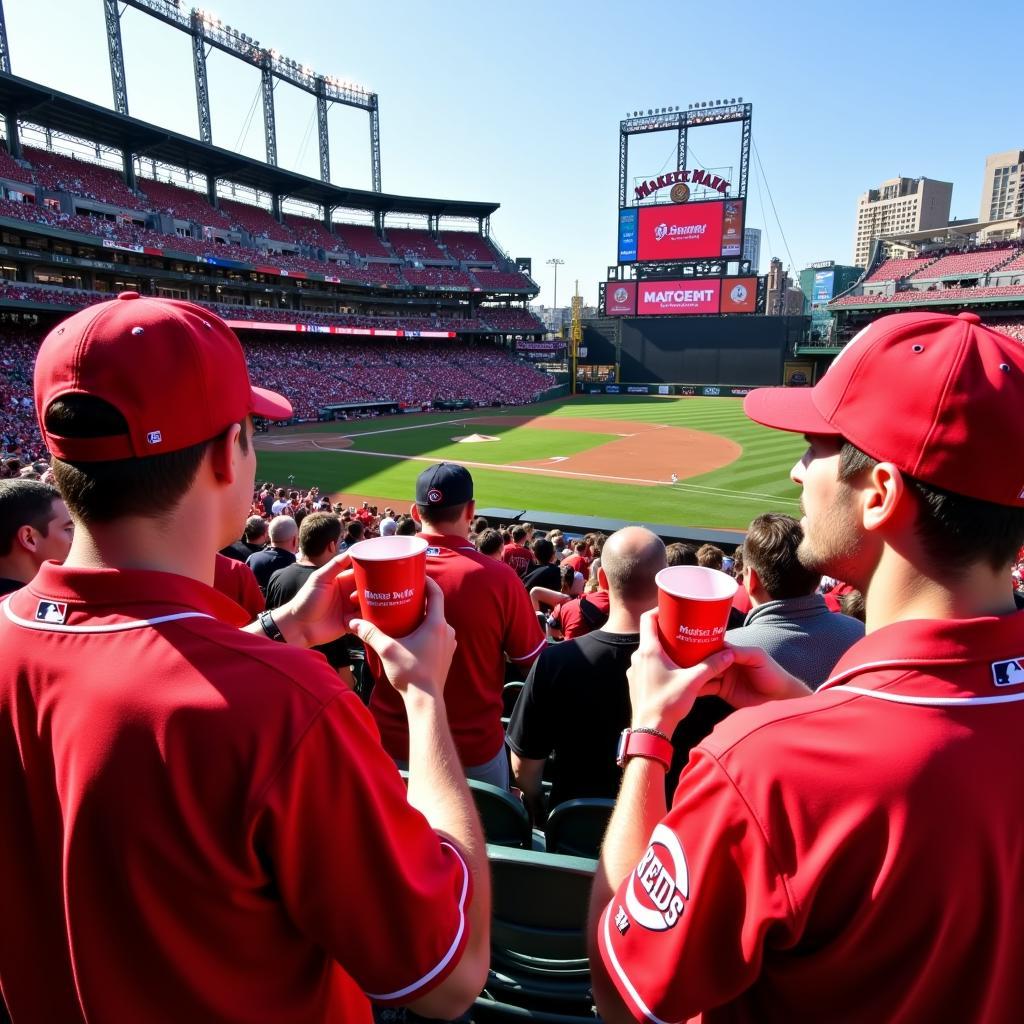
[721,200,744,256]
[784,361,815,386]
[618,208,639,262]
[605,281,637,316]
[720,277,758,314]
[812,270,835,306]
[626,385,650,394]
[637,279,721,316]
[637,201,725,261]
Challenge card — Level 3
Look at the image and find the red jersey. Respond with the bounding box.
[501,543,535,578]
[562,553,589,574]
[370,532,545,766]
[212,551,265,619]
[550,590,610,640]
[0,563,471,1023]
[598,612,1024,1023]
[731,585,752,617]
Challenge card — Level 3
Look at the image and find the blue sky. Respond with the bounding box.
[5,0,1022,305]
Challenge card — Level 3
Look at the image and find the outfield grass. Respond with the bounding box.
[256,396,806,532]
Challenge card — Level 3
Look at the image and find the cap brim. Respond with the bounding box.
[251,385,293,421]
[743,386,839,436]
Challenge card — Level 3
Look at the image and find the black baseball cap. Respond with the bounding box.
[416,462,474,509]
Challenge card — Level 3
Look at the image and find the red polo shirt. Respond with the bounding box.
[501,542,535,577]
[212,551,265,619]
[0,563,471,1023]
[550,590,610,640]
[370,532,545,766]
[598,612,1024,1023]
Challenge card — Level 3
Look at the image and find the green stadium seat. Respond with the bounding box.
[483,844,598,1014]
[543,800,615,859]
[503,680,525,718]
[469,780,533,849]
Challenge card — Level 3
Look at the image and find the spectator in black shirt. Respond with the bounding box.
[245,515,297,592]
[507,526,666,822]
[219,515,269,563]
[0,480,75,596]
[522,537,560,594]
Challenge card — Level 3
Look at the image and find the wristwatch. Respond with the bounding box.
[616,727,674,771]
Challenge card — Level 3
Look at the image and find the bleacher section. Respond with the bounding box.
[909,247,1018,279]
[472,269,535,291]
[830,284,1024,308]
[387,227,446,260]
[863,256,936,283]
[24,146,149,211]
[140,177,231,227]
[442,230,501,263]
[218,196,294,242]
[332,222,392,258]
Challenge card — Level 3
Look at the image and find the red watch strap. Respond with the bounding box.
[621,730,674,771]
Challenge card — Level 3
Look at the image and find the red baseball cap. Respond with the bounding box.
[744,310,1024,507]
[35,292,292,461]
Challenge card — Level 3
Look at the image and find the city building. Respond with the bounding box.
[980,150,1024,223]
[852,177,953,267]
[743,228,761,274]
[798,261,862,342]
[765,257,804,316]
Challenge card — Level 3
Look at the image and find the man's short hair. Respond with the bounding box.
[44,395,247,523]
[744,513,820,599]
[511,525,527,544]
[395,516,418,536]
[838,441,1024,575]
[243,515,268,542]
[665,542,699,567]
[415,500,468,528]
[345,521,365,544]
[476,528,503,556]
[299,511,342,558]
[0,480,62,556]
[574,540,587,553]
[696,543,724,571]
[268,515,298,547]
[532,537,554,564]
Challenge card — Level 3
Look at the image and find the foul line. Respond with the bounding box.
[310,441,799,506]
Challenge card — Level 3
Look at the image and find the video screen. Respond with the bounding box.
[604,281,637,316]
[622,198,745,262]
[719,276,758,313]
[637,279,721,315]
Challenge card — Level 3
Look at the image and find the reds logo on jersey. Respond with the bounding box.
[991,657,1024,687]
[623,823,690,931]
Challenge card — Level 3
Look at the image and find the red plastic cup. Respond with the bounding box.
[655,565,738,667]
[347,535,429,638]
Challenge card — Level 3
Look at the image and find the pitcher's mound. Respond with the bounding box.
[452,433,500,443]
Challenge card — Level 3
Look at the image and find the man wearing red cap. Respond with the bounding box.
[0,294,489,1023]
[589,311,1024,1023]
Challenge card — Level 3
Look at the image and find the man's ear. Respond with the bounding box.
[15,523,39,554]
[410,504,422,524]
[745,566,760,598]
[597,565,608,591]
[862,463,909,533]
[208,423,244,484]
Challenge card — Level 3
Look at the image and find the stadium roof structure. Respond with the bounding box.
[0,72,499,219]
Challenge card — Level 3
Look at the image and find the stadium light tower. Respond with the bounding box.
[547,257,565,316]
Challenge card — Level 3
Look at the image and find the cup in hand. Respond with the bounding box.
[347,535,429,638]
[655,565,738,667]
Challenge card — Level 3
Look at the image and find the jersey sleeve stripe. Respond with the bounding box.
[508,637,546,663]
[599,900,683,1024]
[363,840,471,1002]
[3,600,214,634]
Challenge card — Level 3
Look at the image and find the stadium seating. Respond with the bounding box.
[543,799,614,859]
[140,178,231,227]
[218,197,294,242]
[503,681,524,718]
[442,230,502,262]
[909,247,1017,279]
[483,844,597,1014]
[387,227,446,260]
[332,223,392,258]
[998,250,1024,272]
[830,284,1024,308]
[24,147,149,211]
[863,256,935,283]
[468,780,534,849]
[0,149,33,187]
[282,213,338,250]
[473,269,536,291]
[482,308,547,332]
[402,266,477,288]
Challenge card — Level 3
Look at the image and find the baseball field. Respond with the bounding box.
[254,395,806,533]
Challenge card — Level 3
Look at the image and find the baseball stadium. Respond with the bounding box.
[4,2,1024,1022]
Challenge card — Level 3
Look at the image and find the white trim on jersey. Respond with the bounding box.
[828,685,1024,707]
[364,840,471,1002]
[601,902,681,1024]
[3,600,214,634]
[509,636,546,663]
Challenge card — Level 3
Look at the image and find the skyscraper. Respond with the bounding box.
[852,177,952,267]
[980,150,1024,223]
[743,228,761,274]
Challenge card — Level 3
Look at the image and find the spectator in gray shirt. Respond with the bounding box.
[727,513,864,689]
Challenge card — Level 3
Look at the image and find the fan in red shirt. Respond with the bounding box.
[561,539,590,575]
[369,463,545,789]
[501,524,536,578]
[0,295,490,1024]
[590,312,1024,1024]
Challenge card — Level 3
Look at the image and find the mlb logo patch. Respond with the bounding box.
[35,601,68,624]
[991,658,1024,688]
[426,547,441,556]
